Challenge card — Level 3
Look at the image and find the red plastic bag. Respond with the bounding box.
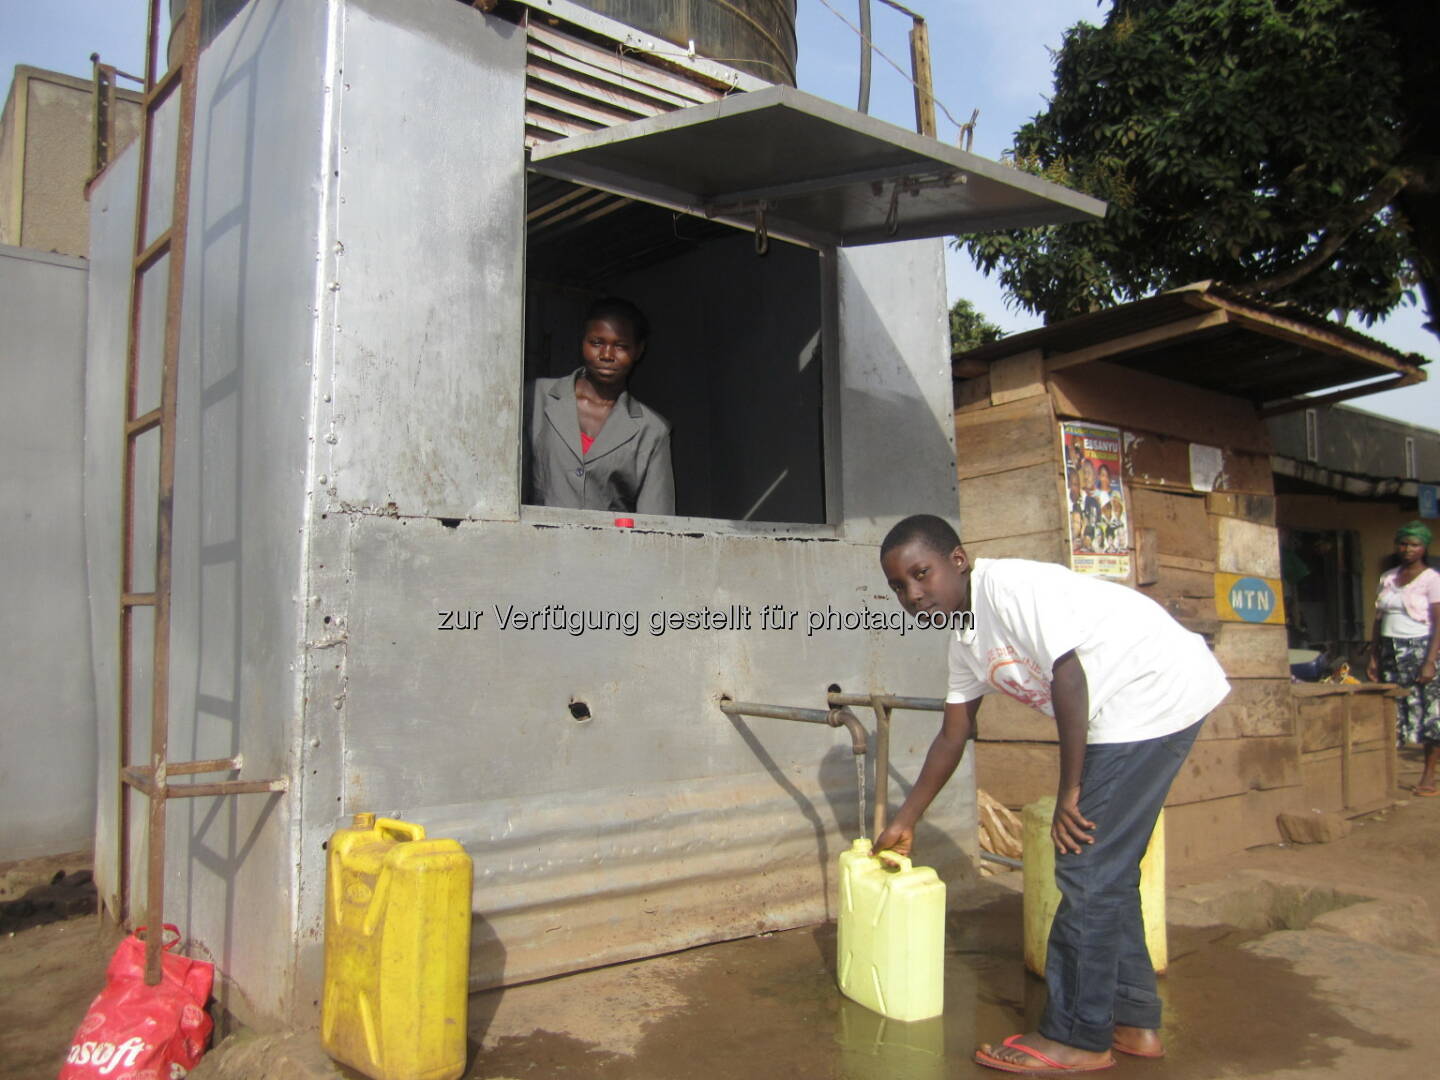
[60,924,214,1080]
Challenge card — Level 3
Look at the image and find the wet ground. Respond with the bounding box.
[8,754,1440,1079]
[463,880,1428,1080]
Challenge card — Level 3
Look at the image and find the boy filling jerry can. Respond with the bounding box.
[836,838,946,1022]
[323,813,473,1080]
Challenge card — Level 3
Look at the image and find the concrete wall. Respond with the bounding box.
[87,0,971,1027]
[1,66,143,256]
[0,245,97,861]
[1269,403,1440,481]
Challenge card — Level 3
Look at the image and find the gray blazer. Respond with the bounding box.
[525,369,675,515]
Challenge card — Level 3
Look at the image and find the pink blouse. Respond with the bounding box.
[1377,565,1440,626]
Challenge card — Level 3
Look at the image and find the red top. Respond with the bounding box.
[580,432,595,455]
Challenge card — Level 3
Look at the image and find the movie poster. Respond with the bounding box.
[1061,421,1131,579]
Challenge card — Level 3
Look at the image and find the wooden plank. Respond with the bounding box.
[974,692,1057,743]
[1147,595,1221,636]
[991,349,1046,405]
[1167,736,1300,805]
[1130,487,1215,563]
[1349,746,1391,807]
[1157,553,1216,573]
[1166,786,1302,866]
[1299,696,1345,753]
[953,394,1056,479]
[1216,518,1282,577]
[1123,431,1193,491]
[974,743,1059,809]
[1300,758,1344,813]
[1216,449,1274,495]
[954,375,991,413]
[1164,795,1244,866]
[1350,693,1385,744]
[965,530,1068,566]
[1211,623,1289,678]
[1048,360,1272,454]
[1237,785,1305,848]
[958,464,1066,544]
[1204,679,1294,739]
[1146,565,1215,599]
[1206,492,1276,524]
[1341,695,1353,808]
[1046,311,1230,373]
[1135,527,1159,586]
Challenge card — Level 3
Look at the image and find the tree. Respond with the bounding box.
[963,0,1440,341]
[950,298,1005,354]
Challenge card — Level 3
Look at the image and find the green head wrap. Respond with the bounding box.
[1396,521,1433,546]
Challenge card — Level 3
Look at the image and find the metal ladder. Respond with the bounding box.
[117,0,286,985]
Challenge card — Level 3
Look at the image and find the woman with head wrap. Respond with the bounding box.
[1367,522,1440,794]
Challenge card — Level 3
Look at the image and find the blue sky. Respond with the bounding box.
[4,0,1434,426]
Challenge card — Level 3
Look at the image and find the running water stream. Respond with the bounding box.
[855,752,867,840]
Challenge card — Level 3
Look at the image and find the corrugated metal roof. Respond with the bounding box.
[954,283,1430,409]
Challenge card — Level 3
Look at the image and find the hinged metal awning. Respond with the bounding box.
[526,85,1106,248]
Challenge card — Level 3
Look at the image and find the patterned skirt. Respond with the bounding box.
[1380,635,1440,745]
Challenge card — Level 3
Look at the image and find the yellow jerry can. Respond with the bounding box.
[1022,798,1166,977]
[322,813,473,1080]
[836,838,946,1022]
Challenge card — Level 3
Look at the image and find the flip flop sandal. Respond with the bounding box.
[1414,786,1440,797]
[974,1034,1116,1074]
[1111,1038,1165,1059]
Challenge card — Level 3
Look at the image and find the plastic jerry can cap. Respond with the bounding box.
[352,812,376,830]
[614,517,635,528]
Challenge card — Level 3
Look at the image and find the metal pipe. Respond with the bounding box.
[828,692,943,713]
[719,699,867,756]
[856,0,872,114]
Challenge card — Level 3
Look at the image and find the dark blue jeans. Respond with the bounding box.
[1038,719,1203,1053]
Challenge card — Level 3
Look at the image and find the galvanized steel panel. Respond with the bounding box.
[529,85,1107,247]
[836,239,958,543]
[326,0,527,520]
[419,760,976,991]
[338,514,976,987]
[163,0,337,1022]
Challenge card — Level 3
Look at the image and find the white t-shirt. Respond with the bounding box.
[946,559,1231,744]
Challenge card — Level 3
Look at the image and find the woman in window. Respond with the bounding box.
[1367,521,1440,793]
[525,297,674,516]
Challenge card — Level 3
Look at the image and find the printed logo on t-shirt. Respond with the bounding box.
[986,647,1052,713]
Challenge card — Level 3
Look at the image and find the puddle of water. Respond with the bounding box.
[465,889,1412,1079]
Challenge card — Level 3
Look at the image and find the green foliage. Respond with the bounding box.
[950,298,1005,354]
[963,0,1428,328]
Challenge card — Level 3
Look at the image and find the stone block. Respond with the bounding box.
[1277,810,1352,844]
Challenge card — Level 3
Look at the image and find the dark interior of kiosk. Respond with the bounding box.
[523,174,826,524]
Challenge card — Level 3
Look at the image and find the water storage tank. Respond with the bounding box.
[565,0,798,85]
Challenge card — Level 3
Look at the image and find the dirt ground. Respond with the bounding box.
[4,749,1438,1080]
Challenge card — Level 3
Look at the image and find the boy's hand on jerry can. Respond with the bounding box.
[1051,788,1097,855]
[874,822,914,858]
